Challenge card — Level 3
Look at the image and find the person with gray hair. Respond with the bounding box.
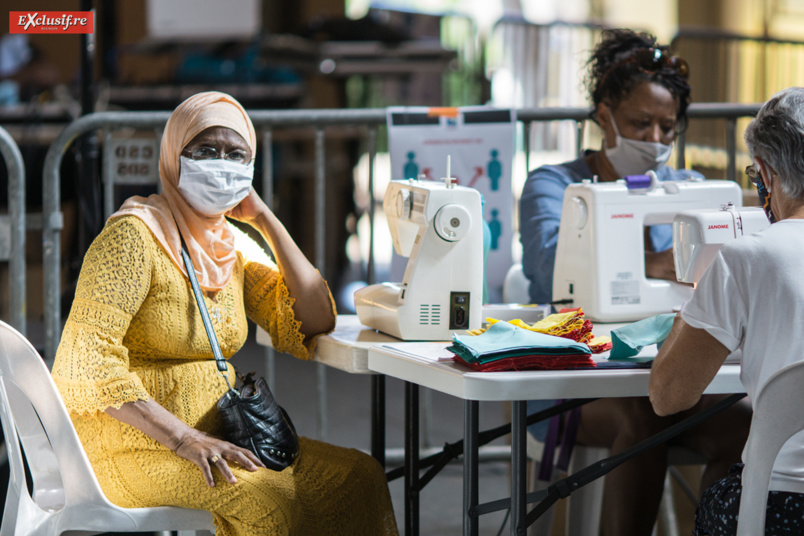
[744,86,804,208]
[649,86,804,534]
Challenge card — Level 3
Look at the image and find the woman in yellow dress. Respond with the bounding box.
[51,91,398,536]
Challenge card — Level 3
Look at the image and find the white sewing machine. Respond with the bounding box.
[673,204,770,284]
[552,174,742,322]
[354,174,483,340]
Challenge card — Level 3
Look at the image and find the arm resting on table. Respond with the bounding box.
[649,314,730,416]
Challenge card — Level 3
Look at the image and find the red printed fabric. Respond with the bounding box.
[452,352,595,372]
[588,339,613,353]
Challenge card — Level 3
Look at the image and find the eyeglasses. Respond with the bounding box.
[745,164,761,186]
[183,146,252,164]
[600,47,690,88]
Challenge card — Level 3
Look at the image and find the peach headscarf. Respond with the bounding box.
[109,91,257,291]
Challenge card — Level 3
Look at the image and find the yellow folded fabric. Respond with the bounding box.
[472,309,582,335]
[468,309,613,354]
[588,335,613,352]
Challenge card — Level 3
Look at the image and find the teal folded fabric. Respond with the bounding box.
[450,321,590,364]
[609,313,676,361]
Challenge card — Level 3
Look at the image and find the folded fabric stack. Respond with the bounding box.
[449,320,595,372]
[467,308,613,354]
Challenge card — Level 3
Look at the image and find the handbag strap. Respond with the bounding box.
[179,238,236,392]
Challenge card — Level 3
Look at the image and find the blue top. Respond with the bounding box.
[520,152,703,443]
[519,152,704,304]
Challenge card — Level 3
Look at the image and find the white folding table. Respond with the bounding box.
[367,338,744,536]
[257,316,745,536]
[256,315,397,463]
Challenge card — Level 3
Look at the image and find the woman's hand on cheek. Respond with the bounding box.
[226,188,268,225]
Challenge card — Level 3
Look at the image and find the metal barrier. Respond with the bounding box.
[42,109,387,361]
[670,29,804,177]
[485,19,774,182]
[0,126,26,335]
[41,104,762,360]
[42,109,387,442]
[672,28,804,105]
[39,103,762,446]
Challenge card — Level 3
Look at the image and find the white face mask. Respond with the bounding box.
[604,116,674,178]
[178,156,253,216]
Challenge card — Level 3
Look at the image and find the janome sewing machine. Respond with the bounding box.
[673,204,769,284]
[552,173,742,322]
[354,164,483,340]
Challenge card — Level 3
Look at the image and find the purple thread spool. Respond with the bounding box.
[625,174,652,191]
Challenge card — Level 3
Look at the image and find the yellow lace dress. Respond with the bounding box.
[51,216,398,536]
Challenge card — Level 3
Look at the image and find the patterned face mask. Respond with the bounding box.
[746,164,776,223]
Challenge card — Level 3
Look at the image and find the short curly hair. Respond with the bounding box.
[586,29,691,129]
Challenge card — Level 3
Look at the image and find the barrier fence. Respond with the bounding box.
[7,102,755,445]
[40,103,759,359]
[39,103,762,361]
[40,109,386,441]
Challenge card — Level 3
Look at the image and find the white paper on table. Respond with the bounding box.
[377,342,455,363]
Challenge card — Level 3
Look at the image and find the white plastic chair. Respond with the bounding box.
[736,360,804,536]
[0,320,216,536]
[503,263,531,304]
[526,434,608,536]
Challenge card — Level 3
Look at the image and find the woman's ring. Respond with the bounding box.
[210,454,221,464]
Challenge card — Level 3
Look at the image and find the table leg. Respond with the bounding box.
[511,401,527,536]
[371,374,386,467]
[463,400,479,536]
[405,381,420,536]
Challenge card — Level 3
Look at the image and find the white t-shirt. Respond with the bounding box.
[681,219,804,494]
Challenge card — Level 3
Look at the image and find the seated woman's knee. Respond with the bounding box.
[616,397,670,442]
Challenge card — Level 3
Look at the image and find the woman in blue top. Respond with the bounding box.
[519,29,751,535]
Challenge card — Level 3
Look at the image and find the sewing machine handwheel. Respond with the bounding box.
[395,189,413,218]
[568,196,588,229]
[434,204,471,242]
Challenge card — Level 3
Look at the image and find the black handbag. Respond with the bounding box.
[181,242,299,471]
